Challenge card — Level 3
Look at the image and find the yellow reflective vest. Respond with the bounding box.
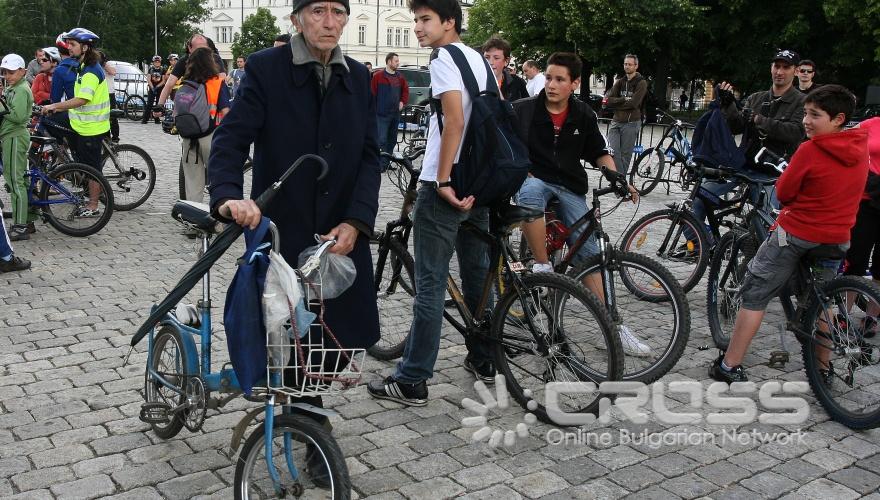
[70,63,110,136]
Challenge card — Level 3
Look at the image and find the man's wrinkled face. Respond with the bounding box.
[484,48,507,75]
[544,64,579,105]
[291,2,348,53]
[771,61,796,88]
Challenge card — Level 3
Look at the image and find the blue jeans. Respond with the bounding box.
[690,178,779,245]
[394,186,493,384]
[376,113,400,170]
[0,211,13,259]
[515,177,600,265]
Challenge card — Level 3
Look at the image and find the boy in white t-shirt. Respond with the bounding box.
[369,0,497,406]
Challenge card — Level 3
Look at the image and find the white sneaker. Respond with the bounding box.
[618,325,652,357]
[533,262,554,273]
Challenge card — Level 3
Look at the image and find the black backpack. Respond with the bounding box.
[431,45,530,207]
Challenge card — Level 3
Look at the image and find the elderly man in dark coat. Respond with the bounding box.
[208,0,381,352]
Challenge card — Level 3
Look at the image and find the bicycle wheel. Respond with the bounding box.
[368,237,415,360]
[802,276,880,429]
[629,147,665,196]
[234,413,350,500]
[492,273,622,425]
[620,208,710,293]
[143,326,190,439]
[124,95,146,121]
[102,144,156,211]
[567,252,690,383]
[706,230,756,351]
[38,162,114,237]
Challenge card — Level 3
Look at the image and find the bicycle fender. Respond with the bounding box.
[286,402,339,426]
[158,318,200,376]
[230,406,264,454]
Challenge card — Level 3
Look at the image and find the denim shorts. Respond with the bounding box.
[740,227,847,310]
[514,176,599,263]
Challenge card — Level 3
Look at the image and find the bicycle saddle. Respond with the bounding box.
[494,204,543,227]
[29,136,56,146]
[172,200,222,234]
[110,109,125,119]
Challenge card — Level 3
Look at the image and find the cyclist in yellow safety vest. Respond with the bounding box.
[41,28,110,217]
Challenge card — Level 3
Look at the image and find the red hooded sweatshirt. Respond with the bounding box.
[775,127,869,243]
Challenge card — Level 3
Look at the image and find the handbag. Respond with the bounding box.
[224,217,271,395]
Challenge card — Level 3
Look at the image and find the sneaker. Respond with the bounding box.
[8,225,29,241]
[618,325,652,357]
[367,376,428,407]
[464,357,496,384]
[532,262,554,273]
[0,255,31,273]
[305,443,331,488]
[74,207,101,218]
[669,242,697,262]
[708,353,748,383]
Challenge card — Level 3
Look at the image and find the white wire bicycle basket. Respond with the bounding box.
[260,241,366,399]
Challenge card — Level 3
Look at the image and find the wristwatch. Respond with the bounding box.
[432,179,452,190]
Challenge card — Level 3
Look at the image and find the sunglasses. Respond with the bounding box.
[799,68,814,74]
[39,58,51,63]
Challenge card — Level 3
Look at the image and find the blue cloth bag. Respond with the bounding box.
[224,217,271,395]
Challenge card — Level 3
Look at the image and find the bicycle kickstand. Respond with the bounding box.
[768,322,790,369]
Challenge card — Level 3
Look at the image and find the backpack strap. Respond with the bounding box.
[429,44,495,134]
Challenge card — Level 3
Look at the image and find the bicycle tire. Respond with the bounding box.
[38,162,114,237]
[706,230,755,351]
[124,95,146,122]
[567,252,690,383]
[801,276,880,430]
[491,273,622,425]
[234,413,351,500]
[629,148,665,196]
[143,326,190,439]
[102,143,156,210]
[368,237,415,361]
[620,208,710,293]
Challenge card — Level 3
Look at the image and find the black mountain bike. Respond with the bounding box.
[628,109,696,196]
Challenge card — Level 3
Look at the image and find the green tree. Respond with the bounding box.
[230,7,280,60]
[0,0,209,65]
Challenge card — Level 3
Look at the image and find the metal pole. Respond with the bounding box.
[375,0,380,67]
[154,0,158,56]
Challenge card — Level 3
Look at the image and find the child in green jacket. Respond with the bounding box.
[1,53,36,240]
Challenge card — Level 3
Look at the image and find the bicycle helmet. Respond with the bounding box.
[63,28,100,44]
[152,55,161,62]
[55,33,69,50]
[41,47,61,62]
[168,53,179,60]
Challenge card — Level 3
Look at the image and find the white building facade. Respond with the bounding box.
[201,0,472,69]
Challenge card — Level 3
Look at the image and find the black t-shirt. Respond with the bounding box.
[148,65,166,86]
[171,52,225,79]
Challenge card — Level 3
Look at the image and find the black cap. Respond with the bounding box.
[772,49,799,65]
[291,0,350,14]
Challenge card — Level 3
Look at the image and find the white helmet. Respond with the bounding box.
[42,47,61,62]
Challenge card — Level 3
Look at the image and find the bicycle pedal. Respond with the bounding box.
[767,351,790,369]
[139,402,171,424]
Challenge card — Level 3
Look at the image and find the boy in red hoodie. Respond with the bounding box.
[710,84,869,383]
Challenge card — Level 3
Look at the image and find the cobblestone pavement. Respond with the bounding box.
[2,122,880,499]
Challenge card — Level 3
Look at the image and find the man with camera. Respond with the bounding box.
[687,50,806,249]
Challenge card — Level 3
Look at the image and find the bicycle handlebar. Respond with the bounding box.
[754,147,788,174]
[380,148,425,175]
[598,166,632,199]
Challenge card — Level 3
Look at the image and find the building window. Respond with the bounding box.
[394,27,402,47]
[358,25,366,45]
[386,28,393,47]
[403,29,409,47]
[216,26,233,44]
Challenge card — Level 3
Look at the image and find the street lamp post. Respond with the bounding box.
[374,3,392,67]
[154,0,158,56]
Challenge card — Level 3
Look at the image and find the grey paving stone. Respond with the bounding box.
[0,437,52,459]
[740,470,799,498]
[101,487,164,500]
[459,484,523,500]
[505,470,569,498]
[659,473,718,499]
[71,454,126,478]
[801,447,858,472]
[584,445,648,471]
[829,435,880,459]
[562,478,630,499]
[827,466,880,495]
[449,462,513,490]
[398,452,462,481]
[12,418,72,440]
[406,433,466,454]
[365,409,419,430]
[168,449,231,475]
[90,432,152,455]
[495,450,556,476]
[694,460,752,486]
[605,463,665,490]
[5,489,54,500]
[399,477,465,500]
[0,456,31,477]
[792,478,860,499]
[362,425,422,447]
[50,426,108,447]
[156,470,224,498]
[726,449,781,473]
[643,451,700,477]
[29,443,93,468]
[50,474,117,500]
[111,462,177,490]
[360,444,419,468]
[352,467,412,496]
[12,466,75,491]
[624,485,682,500]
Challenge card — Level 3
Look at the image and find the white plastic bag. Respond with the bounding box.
[297,244,357,299]
[262,250,302,366]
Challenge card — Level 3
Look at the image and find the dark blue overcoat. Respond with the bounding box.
[208,43,381,349]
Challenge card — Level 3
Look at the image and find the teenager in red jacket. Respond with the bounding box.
[710,84,869,383]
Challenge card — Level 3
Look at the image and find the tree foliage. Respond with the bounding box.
[467,0,880,102]
[230,7,280,60]
[0,0,210,65]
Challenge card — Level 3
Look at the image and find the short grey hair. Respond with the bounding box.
[624,54,638,64]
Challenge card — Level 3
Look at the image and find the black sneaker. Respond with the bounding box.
[669,242,698,262]
[305,443,331,489]
[709,353,748,383]
[8,225,29,241]
[367,376,428,406]
[464,357,496,384]
[0,255,31,273]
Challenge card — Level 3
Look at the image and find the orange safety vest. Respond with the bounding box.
[205,76,222,123]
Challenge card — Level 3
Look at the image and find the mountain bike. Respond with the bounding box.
[628,109,696,196]
[132,155,357,498]
[115,86,147,121]
[706,150,880,429]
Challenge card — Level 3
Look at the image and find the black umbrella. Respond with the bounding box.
[128,154,330,350]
